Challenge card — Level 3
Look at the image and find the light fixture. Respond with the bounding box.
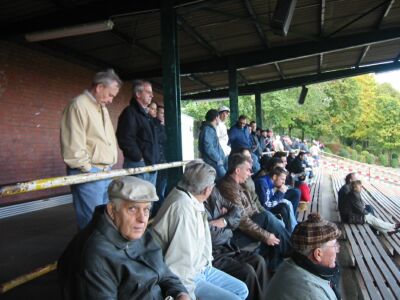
[298,85,308,105]
[25,20,114,42]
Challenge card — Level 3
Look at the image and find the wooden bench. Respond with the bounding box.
[331,173,400,299]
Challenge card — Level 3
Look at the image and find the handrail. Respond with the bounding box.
[0,161,188,198]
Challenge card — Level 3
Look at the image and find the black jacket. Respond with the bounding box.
[153,118,167,163]
[116,99,159,165]
[58,205,187,300]
[339,190,366,224]
[287,156,304,174]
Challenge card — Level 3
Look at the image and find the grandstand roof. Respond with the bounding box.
[1,0,400,98]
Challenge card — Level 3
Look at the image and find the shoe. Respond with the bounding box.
[392,216,400,225]
[388,229,400,236]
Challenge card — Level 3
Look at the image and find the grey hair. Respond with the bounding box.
[108,197,123,211]
[296,241,331,257]
[92,69,122,88]
[179,160,216,195]
[132,80,152,95]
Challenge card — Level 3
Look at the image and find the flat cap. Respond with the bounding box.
[218,106,230,113]
[291,213,341,251]
[108,176,158,202]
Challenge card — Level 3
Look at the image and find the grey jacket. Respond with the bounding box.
[265,258,338,300]
[58,205,187,300]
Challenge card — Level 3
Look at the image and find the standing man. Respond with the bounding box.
[216,106,231,157]
[116,80,159,185]
[199,109,226,178]
[60,69,121,229]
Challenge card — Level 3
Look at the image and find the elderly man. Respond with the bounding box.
[61,69,121,229]
[152,161,248,300]
[216,106,231,156]
[265,213,341,300]
[116,80,159,185]
[58,176,190,300]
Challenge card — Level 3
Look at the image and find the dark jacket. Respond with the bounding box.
[205,187,243,248]
[287,156,304,174]
[228,124,252,152]
[116,98,159,165]
[338,190,366,224]
[154,118,167,163]
[198,122,225,168]
[58,205,187,300]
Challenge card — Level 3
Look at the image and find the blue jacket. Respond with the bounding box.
[228,124,252,151]
[255,175,285,209]
[199,122,225,168]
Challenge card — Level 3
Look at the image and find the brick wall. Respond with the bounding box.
[0,41,162,205]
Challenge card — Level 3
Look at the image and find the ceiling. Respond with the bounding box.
[1,0,400,99]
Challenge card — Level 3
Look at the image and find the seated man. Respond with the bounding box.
[152,161,248,300]
[266,213,341,300]
[206,187,268,300]
[254,166,298,233]
[339,180,400,234]
[218,152,291,272]
[58,176,190,300]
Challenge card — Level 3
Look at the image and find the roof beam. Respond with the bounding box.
[327,1,390,38]
[177,15,220,56]
[356,45,370,67]
[243,0,269,48]
[123,27,400,79]
[320,0,326,37]
[181,61,400,100]
[238,71,250,85]
[274,62,285,79]
[318,53,323,73]
[376,0,395,29]
[187,74,214,90]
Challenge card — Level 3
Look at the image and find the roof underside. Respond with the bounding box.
[1,0,400,98]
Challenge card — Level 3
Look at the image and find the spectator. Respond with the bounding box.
[206,187,269,300]
[264,129,274,154]
[266,213,342,300]
[58,176,190,300]
[273,135,285,152]
[148,102,158,118]
[249,121,262,158]
[338,172,357,206]
[295,173,311,203]
[152,104,168,216]
[216,106,231,156]
[199,109,226,178]
[116,80,159,185]
[218,152,291,272]
[60,69,121,229]
[254,166,298,233]
[287,151,307,174]
[339,180,400,234]
[287,149,297,166]
[310,141,321,166]
[152,161,248,300]
[259,130,267,153]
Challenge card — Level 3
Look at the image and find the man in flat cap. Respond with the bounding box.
[265,213,341,300]
[58,176,190,300]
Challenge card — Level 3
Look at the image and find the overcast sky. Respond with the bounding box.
[375,69,400,92]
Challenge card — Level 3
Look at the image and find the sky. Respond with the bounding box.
[375,69,400,92]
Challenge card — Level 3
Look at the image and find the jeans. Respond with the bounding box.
[123,158,157,186]
[194,266,248,300]
[284,188,301,213]
[68,167,111,229]
[152,169,168,217]
[251,153,261,174]
[233,211,292,271]
[365,213,395,233]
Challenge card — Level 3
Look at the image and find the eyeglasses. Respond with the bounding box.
[323,241,340,251]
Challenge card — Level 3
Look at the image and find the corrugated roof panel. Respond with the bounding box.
[279,56,319,75]
[322,48,364,70]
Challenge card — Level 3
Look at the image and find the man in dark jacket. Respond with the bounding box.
[58,176,190,300]
[116,80,159,185]
[205,187,269,300]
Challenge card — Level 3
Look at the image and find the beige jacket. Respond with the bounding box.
[60,91,118,172]
[151,187,213,299]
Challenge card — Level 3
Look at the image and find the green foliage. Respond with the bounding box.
[392,153,398,160]
[338,148,349,158]
[350,149,358,161]
[391,158,399,168]
[355,144,363,153]
[323,147,332,154]
[379,154,389,167]
[366,153,375,164]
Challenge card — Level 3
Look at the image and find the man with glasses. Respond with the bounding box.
[266,213,342,300]
[116,80,159,185]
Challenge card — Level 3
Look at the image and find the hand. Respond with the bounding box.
[220,207,228,215]
[265,234,280,246]
[209,218,226,228]
[279,184,288,194]
[176,293,191,300]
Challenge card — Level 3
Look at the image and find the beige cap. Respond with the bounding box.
[108,176,159,202]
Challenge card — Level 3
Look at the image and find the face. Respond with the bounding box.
[318,239,339,268]
[136,83,154,108]
[272,173,286,188]
[157,107,165,123]
[267,131,273,137]
[250,123,257,131]
[148,103,157,118]
[94,81,120,105]
[354,184,362,193]
[236,161,252,184]
[280,156,287,166]
[238,118,247,128]
[107,200,151,241]
[219,111,229,121]
[262,131,268,138]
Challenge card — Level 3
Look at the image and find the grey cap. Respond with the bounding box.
[218,106,230,113]
[108,176,159,202]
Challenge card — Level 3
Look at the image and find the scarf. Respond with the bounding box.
[292,251,341,300]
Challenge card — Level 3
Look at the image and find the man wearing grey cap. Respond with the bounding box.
[58,176,190,300]
[265,213,341,300]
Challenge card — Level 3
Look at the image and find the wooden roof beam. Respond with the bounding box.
[243,0,269,48]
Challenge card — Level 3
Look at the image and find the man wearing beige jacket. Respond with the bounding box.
[60,69,122,229]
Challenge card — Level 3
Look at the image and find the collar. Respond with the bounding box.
[176,186,205,212]
[84,90,99,104]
